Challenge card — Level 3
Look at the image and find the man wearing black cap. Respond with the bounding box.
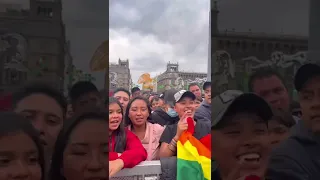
[211,90,273,180]
[150,89,180,126]
[267,62,320,179]
[158,90,210,158]
[194,81,211,123]
[131,87,141,98]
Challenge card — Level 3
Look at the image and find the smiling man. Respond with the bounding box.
[195,81,211,123]
[211,90,273,180]
[158,90,210,158]
[267,63,320,179]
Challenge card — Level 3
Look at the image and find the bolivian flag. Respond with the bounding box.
[177,117,211,180]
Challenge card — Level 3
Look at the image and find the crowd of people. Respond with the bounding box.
[1,61,320,180]
[109,81,212,177]
[0,75,212,179]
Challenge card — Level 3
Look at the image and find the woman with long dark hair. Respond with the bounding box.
[125,96,164,160]
[108,97,147,176]
[49,109,109,180]
[0,112,44,180]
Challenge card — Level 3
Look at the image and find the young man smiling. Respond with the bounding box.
[211,90,273,180]
[158,90,210,158]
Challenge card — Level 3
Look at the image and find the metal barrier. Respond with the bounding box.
[110,161,162,180]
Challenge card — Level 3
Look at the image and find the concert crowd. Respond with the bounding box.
[1,62,320,180]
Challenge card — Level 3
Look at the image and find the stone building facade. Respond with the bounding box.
[156,62,207,92]
[0,0,66,93]
[108,59,132,91]
[211,0,308,96]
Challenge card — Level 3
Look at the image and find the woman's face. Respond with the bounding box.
[0,132,42,180]
[63,119,108,180]
[109,103,123,132]
[128,99,149,126]
[151,100,160,111]
[268,119,290,146]
[114,91,129,111]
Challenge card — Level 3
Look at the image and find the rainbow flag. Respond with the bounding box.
[177,118,211,180]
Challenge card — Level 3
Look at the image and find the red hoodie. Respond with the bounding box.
[109,129,147,168]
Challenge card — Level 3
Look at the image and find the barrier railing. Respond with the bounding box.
[110,161,162,180]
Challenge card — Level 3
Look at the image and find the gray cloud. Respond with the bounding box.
[109,0,210,85]
[60,0,309,90]
[62,0,108,89]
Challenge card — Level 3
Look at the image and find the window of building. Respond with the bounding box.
[219,40,224,49]
[268,43,273,51]
[290,45,296,53]
[226,41,231,48]
[236,41,240,49]
[242,41,247,51]
[259,43,264,52]
[37,6,53,18]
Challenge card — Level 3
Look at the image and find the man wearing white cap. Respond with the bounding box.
[158,90,210,158]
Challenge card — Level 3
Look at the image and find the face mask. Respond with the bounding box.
[167,108,178,117]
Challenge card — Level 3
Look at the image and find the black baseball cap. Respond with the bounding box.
[212,90,273,128]
[294,63,320,91]
[203,81,211,90]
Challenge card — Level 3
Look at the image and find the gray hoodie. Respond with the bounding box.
[194,100,211,123]
[267,120,320,180]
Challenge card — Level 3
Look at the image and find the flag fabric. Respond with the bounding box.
[177,117,211,180]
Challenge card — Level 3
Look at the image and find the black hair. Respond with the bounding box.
[151,96,160,104]
[69,81,99,103]
[131,87,140,94]
[0,112,45,180]
[248,68,286,92]
[196,96,203,102]
[203,81,211,90]
[188,83,200,90]
[212,104,269,130]
[124,96,152,127]
[12,82,67,117]
[108,97,127,152]
[114,88,131,97]
[49,108,109,180]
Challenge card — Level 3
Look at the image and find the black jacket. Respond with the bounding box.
[267,120,320,180]
[150,108,179,126]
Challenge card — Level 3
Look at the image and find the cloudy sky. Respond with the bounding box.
[2,0,309,89]
[109,0,211,87]
[109,0,309,88]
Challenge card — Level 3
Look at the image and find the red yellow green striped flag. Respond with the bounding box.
[177,117,211,180]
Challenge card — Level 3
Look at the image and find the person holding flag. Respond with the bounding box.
[158,90,210,158]
[158,90,211,180]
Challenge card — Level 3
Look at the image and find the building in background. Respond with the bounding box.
[108,58,132,91]
[64,41,73,96]
[0,0,66,93]
[156,62,207,92]
[211,0,308,96]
